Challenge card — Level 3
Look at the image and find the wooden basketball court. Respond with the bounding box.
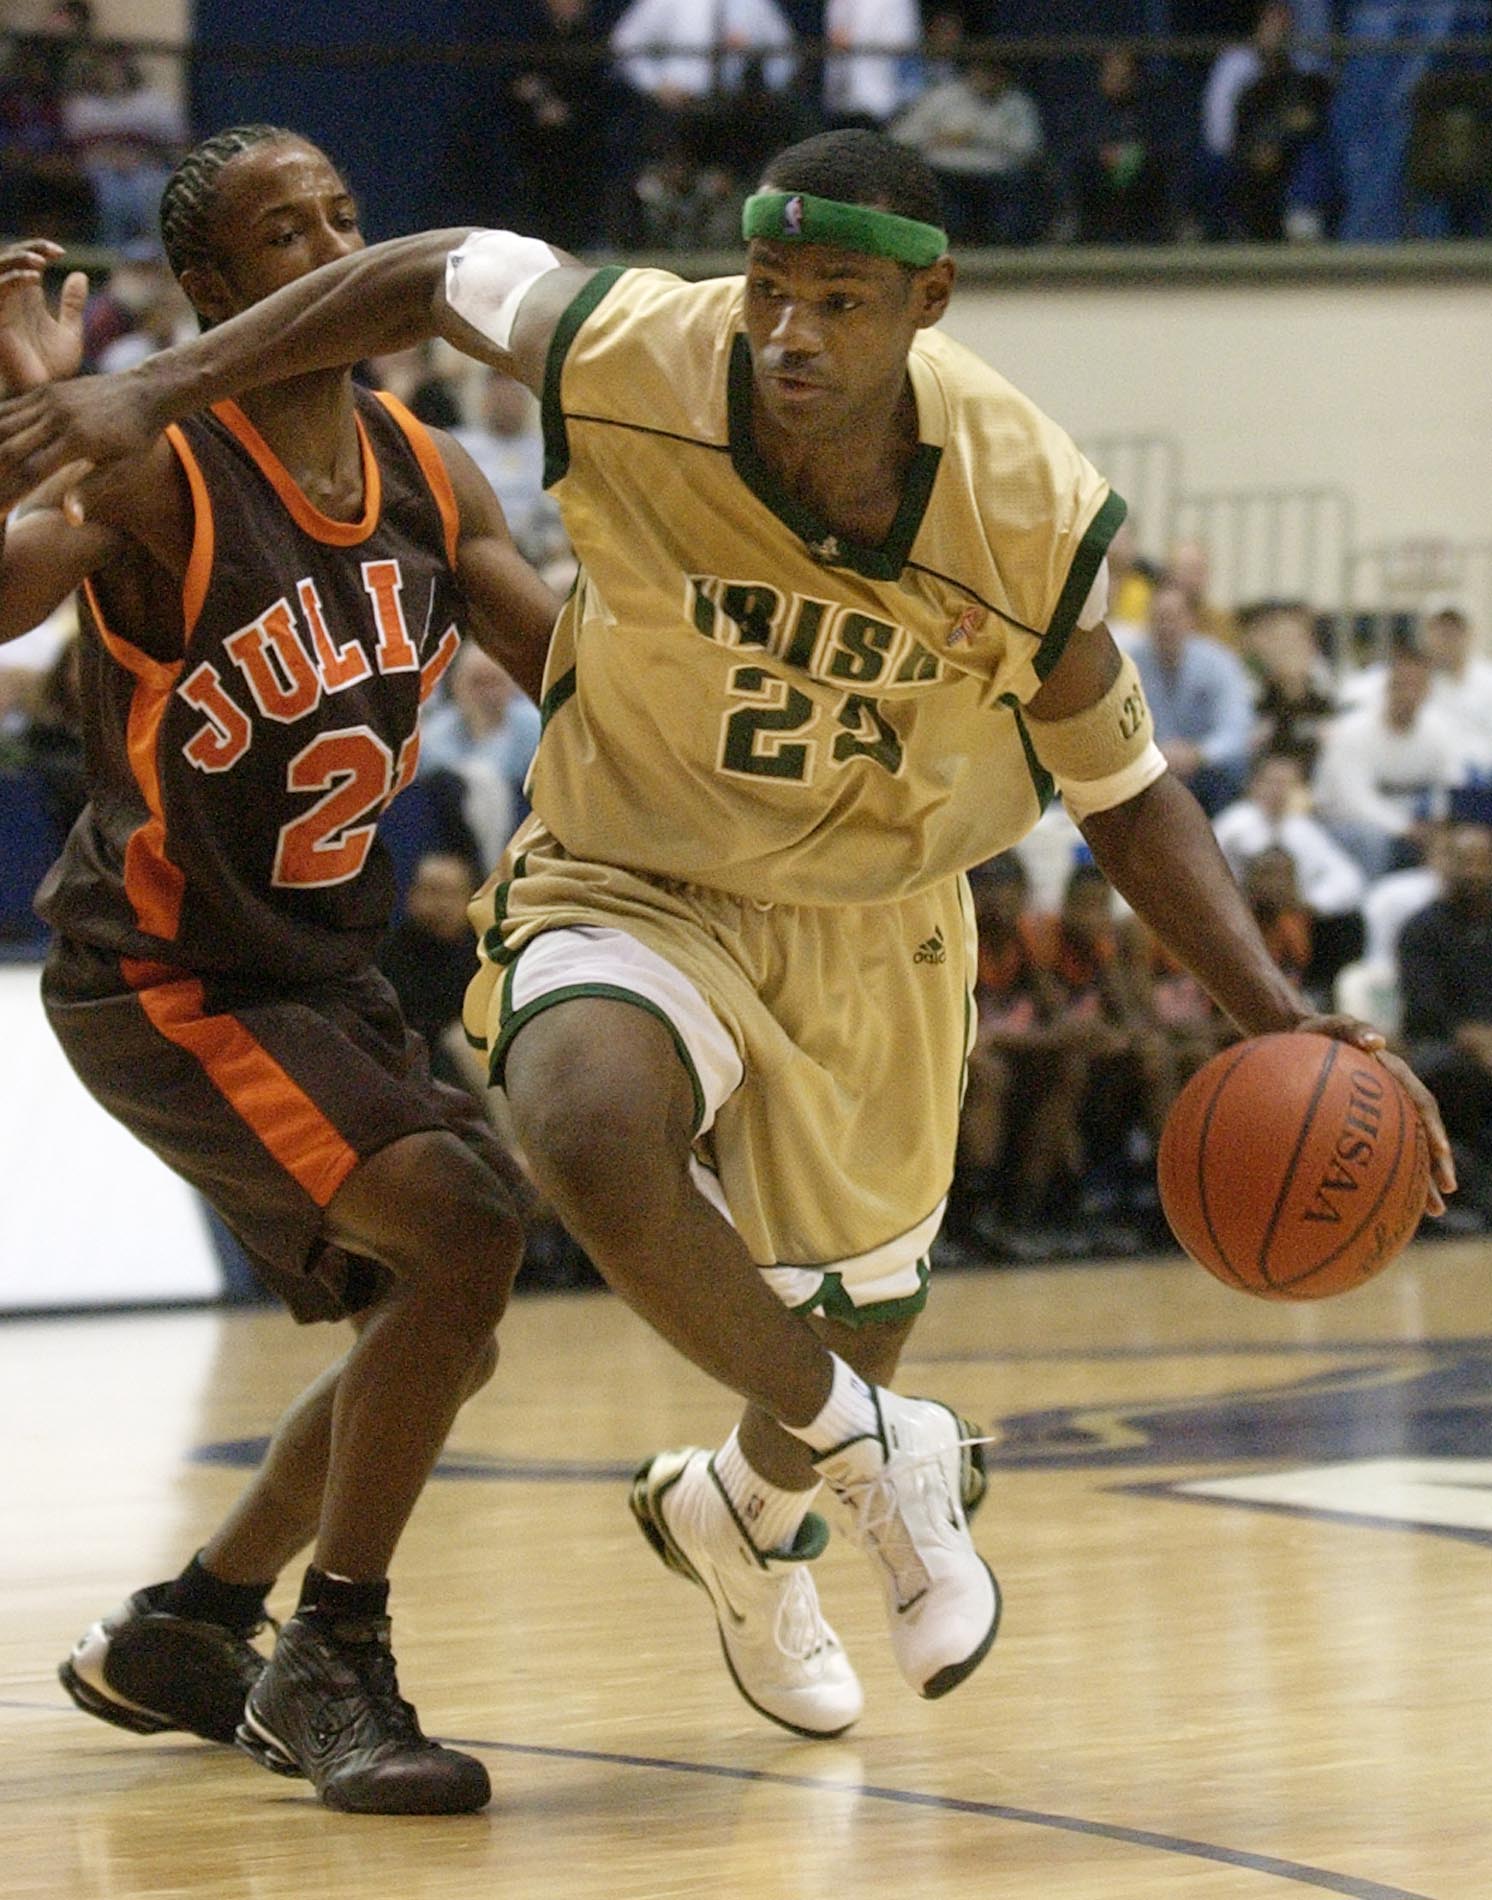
[4,1239,1490,1899]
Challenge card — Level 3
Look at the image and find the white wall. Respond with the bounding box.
[942,274,1492,613]
[0,965,222,1309]
[6,0,187,42]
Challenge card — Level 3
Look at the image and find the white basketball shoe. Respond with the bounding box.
[814,1390,1000,1699]
[630,1447,865,1738]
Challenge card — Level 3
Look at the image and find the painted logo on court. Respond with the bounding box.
[986,1350,1492,1470]
[189,1347,1492,1543]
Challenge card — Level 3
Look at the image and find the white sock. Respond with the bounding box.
[787,1354,880,1458]
[711,1428,819,1554]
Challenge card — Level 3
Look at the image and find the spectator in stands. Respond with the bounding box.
[1105,517,1156,640]
[890,47,1046,244]
[1069,45,1174,245]
[60,47,186,252]
[1398,820,1492,1223]
[1117,913,1232,1091]
[1422,603,1492,763]
[1344,602,1492,769]
[448,370,565,572]
[1230,31,1332,240]
[1364,817,1450,966]
[32,0,97,93]
[622,131,744,251]
[418,644,543,872]
[822,0,922,132]
[1025,862,1180,1252]
[406,372,464,432]
[12,630,85,841]
[1213,749,1366,997]
[1245,598,1338,772]
[0,35,95,242]
[955,853,1068,1257]
[76,253,176,372]
[378,850,488,1101]
[1313,644,1465,878]
[1168,534,1238,646]
[908,4,964,93]
[613,0,797,104]
[1199,1,1324,239]
[95,271,193,373]
[1129,576,1255,815]
[611,0,801,185]
[1240,842,1313,990]
[505,0,613,253]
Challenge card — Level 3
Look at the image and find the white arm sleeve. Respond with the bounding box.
[1076,556,1110,632]
[445,230,563,353]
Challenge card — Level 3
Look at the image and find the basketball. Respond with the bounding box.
[1157,1033,1430,1300]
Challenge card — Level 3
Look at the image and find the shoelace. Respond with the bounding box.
[772,1565,836,1672]
[832,1435,995,1613]
[228,1615,278,1687]
[326,1637,428,1748]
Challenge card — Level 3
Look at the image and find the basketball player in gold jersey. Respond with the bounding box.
[0,130,1454,1742]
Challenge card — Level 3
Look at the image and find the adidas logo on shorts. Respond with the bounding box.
[913,927,946,965]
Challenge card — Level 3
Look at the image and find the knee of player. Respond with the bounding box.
[383,1152,525,1319]
[512,1088,675,1222]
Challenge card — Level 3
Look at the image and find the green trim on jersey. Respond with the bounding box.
[490,972,709,1134]
[1034,488,1128,682]
[998,693,1055,808]
[542,266,627,488]
[539,666,578,732]
[480,851,529,969]
[725,336,943,581]
[792,1257,932,1327]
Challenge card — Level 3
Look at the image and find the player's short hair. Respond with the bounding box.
[159,123,302,281]
[759,129,944,231]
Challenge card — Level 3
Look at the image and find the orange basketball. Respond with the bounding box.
[1157,1032,1430,1300]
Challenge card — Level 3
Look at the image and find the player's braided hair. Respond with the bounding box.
[759,129,945,231]
[158,124,299,281]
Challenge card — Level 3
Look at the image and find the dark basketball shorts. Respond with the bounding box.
[43,937,514,1323]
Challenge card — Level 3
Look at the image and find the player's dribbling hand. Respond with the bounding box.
[1293,1010,1455,1216]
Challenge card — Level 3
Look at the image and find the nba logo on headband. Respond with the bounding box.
[783,195,805,235]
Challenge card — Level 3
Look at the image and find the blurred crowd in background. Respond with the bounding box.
[5,329,1491,1276]
[2,0,1491,1288]
[3,1,1491,257]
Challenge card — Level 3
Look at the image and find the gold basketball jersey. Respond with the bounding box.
[532,266,1124,907]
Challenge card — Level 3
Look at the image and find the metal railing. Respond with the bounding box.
[1075,431,1492,656]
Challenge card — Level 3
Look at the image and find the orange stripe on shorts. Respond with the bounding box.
[123,960,359,1207]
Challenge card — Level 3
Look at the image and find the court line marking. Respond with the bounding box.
[0,1700,1435,1900]
[909,1338,1492,1365]
[449,1736,1434,1900]
[1123,1475,1492,1549]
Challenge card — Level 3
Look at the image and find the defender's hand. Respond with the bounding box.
[0,241,88,394]
[0,367,163,515]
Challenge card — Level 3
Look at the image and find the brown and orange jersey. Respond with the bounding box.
[38,387,466,983]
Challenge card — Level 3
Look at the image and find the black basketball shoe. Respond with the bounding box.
[59,1583,270,1744]
[236,1611,490,1814]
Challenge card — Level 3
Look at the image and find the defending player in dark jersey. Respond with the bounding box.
[0,128,559,1815]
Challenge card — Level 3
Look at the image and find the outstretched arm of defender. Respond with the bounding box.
[0,228,596,507]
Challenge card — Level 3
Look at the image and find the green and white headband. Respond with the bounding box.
[741,191,948,267]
